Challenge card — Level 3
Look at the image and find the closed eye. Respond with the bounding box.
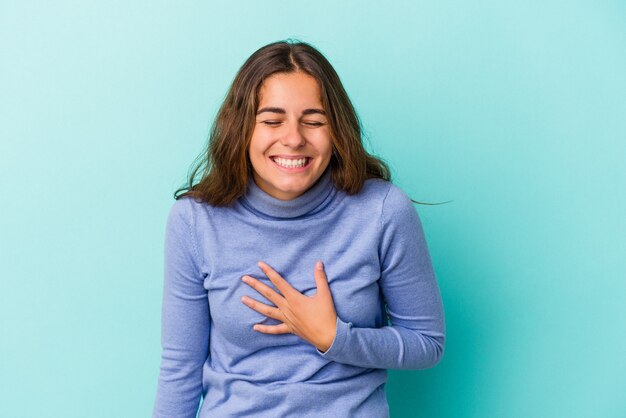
[261,121,326,127]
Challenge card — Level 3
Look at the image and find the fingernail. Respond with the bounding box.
[316,260,324,270]
[241,276,249,283]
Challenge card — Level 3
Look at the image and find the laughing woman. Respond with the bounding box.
[152,40,446,418]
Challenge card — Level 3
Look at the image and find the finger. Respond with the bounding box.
[257,261,300,300]
[313,260,331,298]
[241,295,284,321]
[252,322,292,335]
[241,275,286,309]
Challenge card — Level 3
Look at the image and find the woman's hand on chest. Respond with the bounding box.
[240,260,337,353]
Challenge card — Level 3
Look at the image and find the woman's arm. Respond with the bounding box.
[153,199,210,418]
[317,184,446,370]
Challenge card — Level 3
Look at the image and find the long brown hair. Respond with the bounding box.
[175,39,442,206]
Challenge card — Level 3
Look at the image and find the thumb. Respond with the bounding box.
[313,260,331,298]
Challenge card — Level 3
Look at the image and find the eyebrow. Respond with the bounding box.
[256,107,326,116]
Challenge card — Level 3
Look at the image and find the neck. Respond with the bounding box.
[240,166,336,220]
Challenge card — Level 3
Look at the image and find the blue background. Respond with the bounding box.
[1,1,625,417]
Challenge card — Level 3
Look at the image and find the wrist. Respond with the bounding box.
[316,317,337,353]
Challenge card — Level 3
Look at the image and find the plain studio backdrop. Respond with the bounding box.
[1,1,624,417]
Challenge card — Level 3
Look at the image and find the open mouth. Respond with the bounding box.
[270,156,312,169]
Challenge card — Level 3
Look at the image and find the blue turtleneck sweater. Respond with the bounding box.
[152,167,446,417]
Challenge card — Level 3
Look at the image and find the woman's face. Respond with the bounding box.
[248,71,333,201]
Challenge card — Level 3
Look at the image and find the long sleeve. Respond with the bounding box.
[153,199,210,418]
[317,184,446,369]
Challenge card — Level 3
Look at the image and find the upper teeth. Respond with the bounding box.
[273,157,308,167]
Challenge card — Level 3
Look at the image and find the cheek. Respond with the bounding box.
[314,133,333,159]
[249,134,268,160]
[308,129,333,153]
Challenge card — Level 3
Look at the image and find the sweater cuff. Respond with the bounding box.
[316,315,351,359]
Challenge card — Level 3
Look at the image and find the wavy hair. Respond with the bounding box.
[175,39,439,206]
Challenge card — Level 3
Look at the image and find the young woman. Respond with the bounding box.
[153,39,446,418]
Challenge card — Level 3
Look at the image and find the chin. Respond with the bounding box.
[276,180,311,194]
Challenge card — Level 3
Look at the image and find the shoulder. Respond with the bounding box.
[166,196,207,227]
[168,196,191,218]
[350,179,418,228]
[382,183,415,214]
[357,177,393,202]
[364,180,421,229]
[359,178,414,212]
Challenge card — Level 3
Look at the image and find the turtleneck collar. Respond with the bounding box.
[239,166,336,220]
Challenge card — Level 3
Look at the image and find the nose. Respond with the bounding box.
[280,120,306,148]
